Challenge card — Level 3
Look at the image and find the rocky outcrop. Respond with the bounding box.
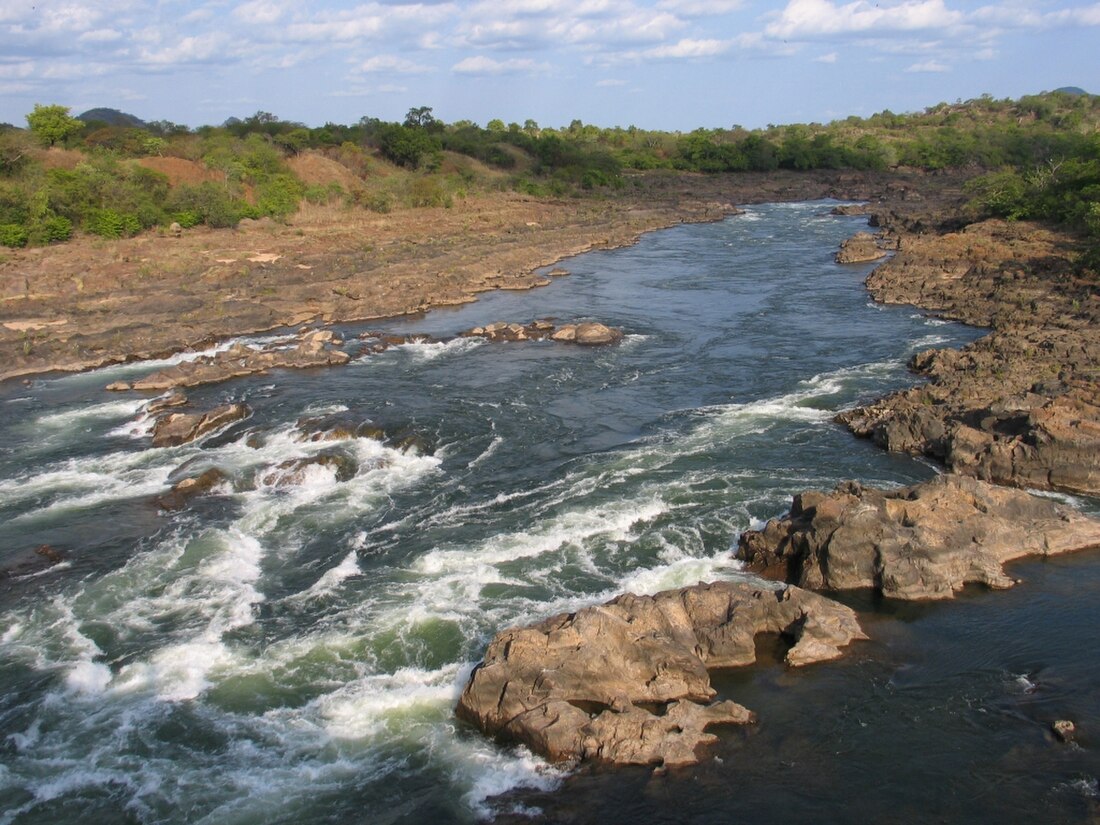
[737,475,1100,600]
[258,450,359,487]
[564,322,624,345]
[835,231,888,264]
[156,467,229,510]
[461,320,623,345]
[456,580,866,767]
[838,376,1100,496]
[150,403,251,448]
[831,204,872,216]
[839,216,1100,495]
[295,414,386,443]
[107,332,349,392]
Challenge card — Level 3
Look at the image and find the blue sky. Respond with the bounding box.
[1,0,1097,131]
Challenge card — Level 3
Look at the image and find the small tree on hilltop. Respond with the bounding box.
[26,104,83,147]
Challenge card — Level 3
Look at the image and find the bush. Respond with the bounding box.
[165,182,253,228]
[29,215,72,244]
[172,210,202,228]
[407,176,450,208]
[0,223,28,247]
[303,183,345,205]
[85,208,141,238]
[255,173,303,218]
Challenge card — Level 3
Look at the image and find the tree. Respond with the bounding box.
[25,104,83,147]
[404,106,439,131]
[377,123,440,168]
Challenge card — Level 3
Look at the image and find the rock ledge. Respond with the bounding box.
[737,474,1100,600]
[456,580,865,767]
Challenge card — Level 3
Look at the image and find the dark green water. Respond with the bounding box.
[0,202,1095,824]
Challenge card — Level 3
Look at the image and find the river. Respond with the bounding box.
[0,202,1096,824]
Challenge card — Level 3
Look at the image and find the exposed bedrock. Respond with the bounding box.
[835,231,889,264]
[737,474,1100,601]
[838,215,1100,495]
[150,403,251,448]
[455,580,866,767]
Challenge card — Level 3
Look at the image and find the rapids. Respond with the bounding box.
[1,202,1095,824]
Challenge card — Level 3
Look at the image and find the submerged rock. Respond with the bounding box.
[108,333,349,392]
[456,580,865,767]
[258,450,359,487]
[1052,719,1077,743]
[737,475,1100,600]
[151,403,251,448]
[0,544,69,580]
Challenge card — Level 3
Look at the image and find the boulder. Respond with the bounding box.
[550,325,577,342]
[737,475,1100,600]
[156,467,229,510]
[151,403,251,448]
[258,450,359,487]
[295,415,385,443]
[836,231,888,264]
[456,580,865,767]
[145,389,188,414]
[573,322,624,346]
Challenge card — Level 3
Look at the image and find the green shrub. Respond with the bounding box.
[172,210,202,228]
[86,208,141,238]
[29,215,73,244]
[165,182,252,228]
[255,173,303,218]
[303,181,346,205]
[0,223,28,247]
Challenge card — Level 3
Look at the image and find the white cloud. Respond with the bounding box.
[906,58,949,71]
[41,61,111,79]
[78,28,123,43]
[233,0,288,25]
[596,78,626,86]
[0,61,35,79]
[358,54,433,73]
[138,33,234,66]
[645,37,731,58]
[766,0,962,39]
[284,4,456,44]
[656,0,745,14]
[814,51,837,62]
[451,55,551,75]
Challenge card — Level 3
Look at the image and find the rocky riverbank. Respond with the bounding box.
[837,211,1100,496]
[0,169,948,384]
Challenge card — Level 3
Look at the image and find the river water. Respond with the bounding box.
[0,202,1096,824]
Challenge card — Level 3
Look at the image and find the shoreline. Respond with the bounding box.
[0,169,958,385]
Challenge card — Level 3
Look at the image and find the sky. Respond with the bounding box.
[1,0,1098,131]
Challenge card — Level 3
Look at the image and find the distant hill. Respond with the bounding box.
[1053,86,1089,96]
[77,108,147,128]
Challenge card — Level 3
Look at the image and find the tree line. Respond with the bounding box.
[1,93,1098,252]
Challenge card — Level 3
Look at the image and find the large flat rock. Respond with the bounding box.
[737,474,1100,600]
[455,580,866,767]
